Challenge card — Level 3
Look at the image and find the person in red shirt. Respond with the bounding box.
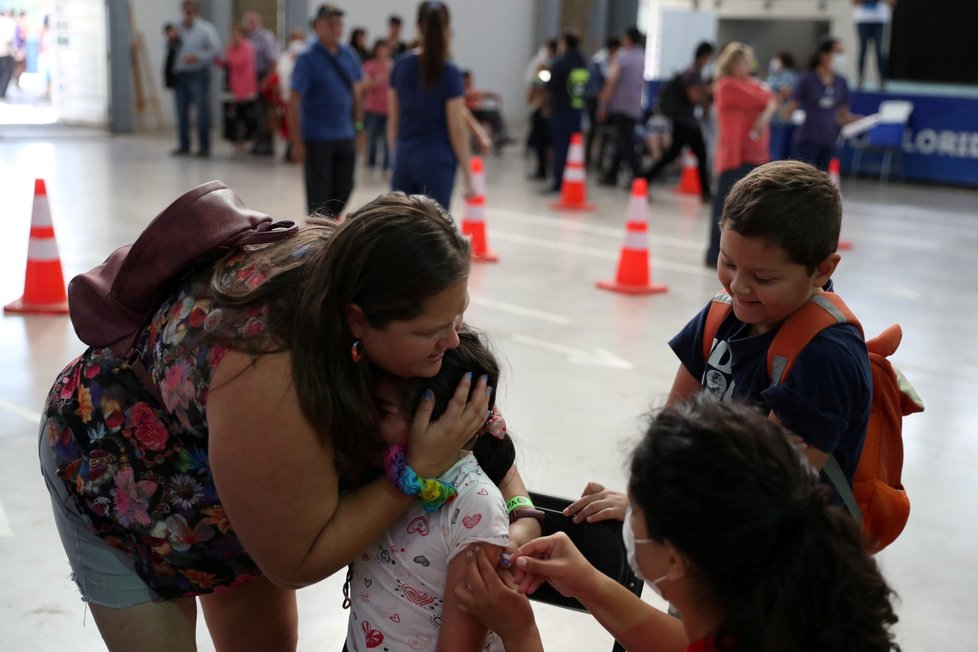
[362,39,392,173]
[452,397,901,652]
[705,42,776,266]
[216,23,258,155]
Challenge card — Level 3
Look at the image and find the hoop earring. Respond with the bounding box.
[351,340,363,364]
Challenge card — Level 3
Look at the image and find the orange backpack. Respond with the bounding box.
[702,291,924,553]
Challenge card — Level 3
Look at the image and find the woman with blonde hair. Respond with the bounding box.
[703,42,776,266]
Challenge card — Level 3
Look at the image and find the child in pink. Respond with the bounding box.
[361,39,392,172]
[217,24,258,153]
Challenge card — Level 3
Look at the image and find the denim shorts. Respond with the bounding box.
[39,426,159,608]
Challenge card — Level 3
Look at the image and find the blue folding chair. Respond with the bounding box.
[528,492,644,652]
[849,100,913,185]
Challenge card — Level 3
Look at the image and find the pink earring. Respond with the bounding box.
[351,340,362,364]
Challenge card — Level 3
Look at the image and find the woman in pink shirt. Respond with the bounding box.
[217,24,258,154]
[362,39,392,172]
[706,42,776,266]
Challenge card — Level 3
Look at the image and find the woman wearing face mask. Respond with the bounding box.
[452,396,901,652]
[784,36,861,171]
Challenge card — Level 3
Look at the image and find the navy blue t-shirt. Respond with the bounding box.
[548,49,588,113]
[291,42,363,142]
[669,295,872,501]
[390,52,464,165]
[793,70,849,147]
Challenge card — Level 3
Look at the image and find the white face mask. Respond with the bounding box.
[702,62,715,79]
[623,504,669,596]
[768,58,782,74]
[831,53,847,74]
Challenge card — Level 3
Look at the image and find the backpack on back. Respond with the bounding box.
[702,291,924,553]
[67,180,298,395]
[656,72,687,119]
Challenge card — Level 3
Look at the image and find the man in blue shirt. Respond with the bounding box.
[288,4,363,216]
[172,1,221,157]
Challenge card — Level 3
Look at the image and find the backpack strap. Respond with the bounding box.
[823,455,863,523]
[767,292,863,384]
[701,292,734,363]
[768,292,865,523]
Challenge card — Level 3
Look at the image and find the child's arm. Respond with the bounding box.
[499,466,543,548]
[769,411,830,470]
[438,542,506,652]
[666,363,701,406]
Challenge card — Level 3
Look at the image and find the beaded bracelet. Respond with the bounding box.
[384,445,458,513]
[506,495,535,514]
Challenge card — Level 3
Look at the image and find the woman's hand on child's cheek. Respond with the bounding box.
[454,546,536,638]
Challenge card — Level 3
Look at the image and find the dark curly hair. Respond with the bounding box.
[628,396,900,652]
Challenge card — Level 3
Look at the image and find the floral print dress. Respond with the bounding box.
[41,258,273,599]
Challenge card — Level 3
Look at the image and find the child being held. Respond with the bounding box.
[345,329,515,652]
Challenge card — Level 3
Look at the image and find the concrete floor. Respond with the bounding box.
[0,132,976,650]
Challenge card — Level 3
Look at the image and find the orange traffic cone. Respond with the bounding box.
[597,178,668,295]
[828,158,853,251]
[5,179,69,315]
[460,157,498,262]
[550,132,596,211]
[674,147,702,196]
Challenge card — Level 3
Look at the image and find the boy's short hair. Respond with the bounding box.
[721,161,841,272]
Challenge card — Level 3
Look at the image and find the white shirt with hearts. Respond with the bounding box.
[346,452,510,652]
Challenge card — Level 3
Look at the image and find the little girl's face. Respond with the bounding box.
[375,377,410,447]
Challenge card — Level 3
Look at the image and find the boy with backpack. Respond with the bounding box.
[569,160,920,553]
[668,160,869,489]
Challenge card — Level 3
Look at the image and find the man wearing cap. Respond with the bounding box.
[288,4,364,216]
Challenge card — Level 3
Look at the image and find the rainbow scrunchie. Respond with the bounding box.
[384,445,458,513]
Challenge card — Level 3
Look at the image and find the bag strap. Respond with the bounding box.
[767,292,863,384]
[701,292,733,363]
[317,45,354,94]
[823,455,863,522]
[702,291,866,524]
[767,292,864,523]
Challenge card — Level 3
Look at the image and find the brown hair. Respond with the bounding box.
[210,193,471,476]
[417,1,450,89]
[721,160,841,272]
[629,395,900,652]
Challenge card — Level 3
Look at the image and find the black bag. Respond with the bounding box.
[67,181,298,395]
[656,72,686,119]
